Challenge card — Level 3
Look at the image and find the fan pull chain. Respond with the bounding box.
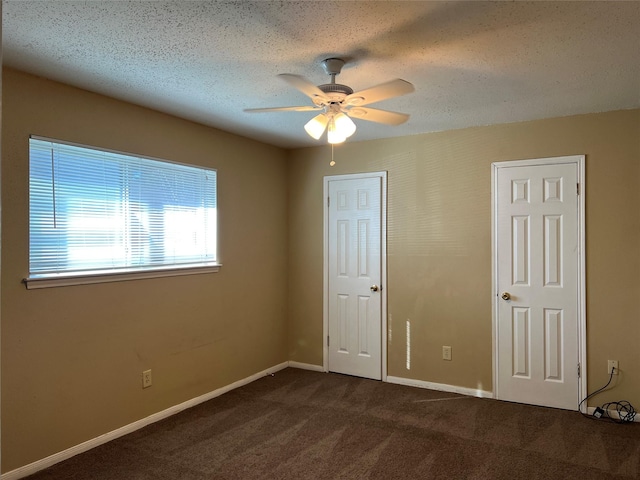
[330,144,336,167]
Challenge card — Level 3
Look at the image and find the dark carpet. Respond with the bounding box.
[26,368,640,479]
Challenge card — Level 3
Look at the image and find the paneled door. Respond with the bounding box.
[493,156,585,410]
[325,173,386,380]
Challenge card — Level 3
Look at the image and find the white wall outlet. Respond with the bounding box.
[442,346,452,361]
[607,360,618,375]
[142,369,152,388]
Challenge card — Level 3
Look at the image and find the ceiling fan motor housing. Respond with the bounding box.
[318,83,354,103]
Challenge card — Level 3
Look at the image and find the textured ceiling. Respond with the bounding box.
[3,1,640,149]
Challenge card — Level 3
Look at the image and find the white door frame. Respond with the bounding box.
[491,155,586,410]
[323,171,388,381]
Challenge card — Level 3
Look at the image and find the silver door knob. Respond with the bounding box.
[370,285,379,292]
[501,292,511,301]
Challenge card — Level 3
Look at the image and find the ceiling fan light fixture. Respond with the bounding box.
[327,118,347,144]
[333,113,356,138]
[304,113,329,140]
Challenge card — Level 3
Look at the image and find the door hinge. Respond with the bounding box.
[327,196,330,207]
[327,335,330,347]
[577,363,581,378]
[577,183,580,195]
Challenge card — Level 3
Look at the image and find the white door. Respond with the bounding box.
[325,174,385,380]
[493,157,584,410]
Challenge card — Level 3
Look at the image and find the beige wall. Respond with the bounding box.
[288,109,640,403]
[1,69,289,472]
[2,66,639,473]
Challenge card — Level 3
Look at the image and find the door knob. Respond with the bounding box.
[501,292,511,301]
[370,285,379,292]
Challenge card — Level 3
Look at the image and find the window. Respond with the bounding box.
[26,137,218,288]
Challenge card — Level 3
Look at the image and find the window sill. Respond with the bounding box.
[23,264,222,289]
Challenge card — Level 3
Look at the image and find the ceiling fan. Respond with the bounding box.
[244,58,414,144]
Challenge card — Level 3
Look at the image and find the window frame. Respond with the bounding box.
[24,136,221,289]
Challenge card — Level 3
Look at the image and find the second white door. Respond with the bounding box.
[494,157,583,410]
[326,174,384,380]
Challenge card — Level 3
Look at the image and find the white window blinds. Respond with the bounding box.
[29,137,217,278]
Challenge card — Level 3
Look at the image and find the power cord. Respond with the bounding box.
[578,367,636,423]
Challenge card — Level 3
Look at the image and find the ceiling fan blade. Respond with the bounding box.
[346,107,410,125]
[278,74,329,102]
[345,79,414,106]
[244,106,322,113]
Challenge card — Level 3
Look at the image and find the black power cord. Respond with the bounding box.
[578,367,636,423]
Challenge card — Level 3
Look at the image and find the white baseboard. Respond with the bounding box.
[1,361,289,480]
[386,375,494,399]
[285,366,493,401]
[288,361,325,372]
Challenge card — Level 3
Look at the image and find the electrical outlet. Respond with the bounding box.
[142,369,152,388]
[442,346,452,361]
[607,360,618,375]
